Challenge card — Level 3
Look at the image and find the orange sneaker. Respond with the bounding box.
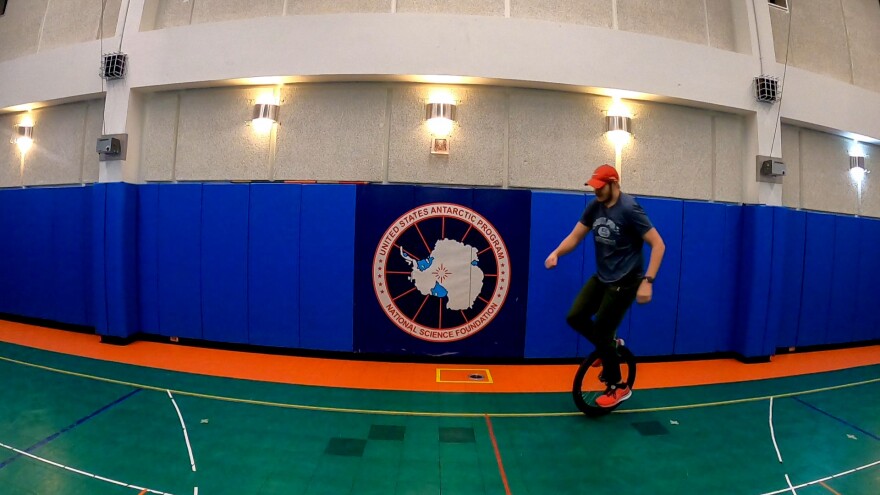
[595,384,631,408]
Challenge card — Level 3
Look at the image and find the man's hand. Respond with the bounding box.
[636,279,653,304]
[544,252,558,269]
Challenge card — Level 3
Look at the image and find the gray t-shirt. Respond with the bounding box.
[579,193,654,283]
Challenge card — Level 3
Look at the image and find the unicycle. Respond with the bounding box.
[572,339,637,417]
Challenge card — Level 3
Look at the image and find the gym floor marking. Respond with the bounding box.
[0,440,173,495]
[768,396,798,495]
[819,481,842,495]
[484,414,512,495]
[769,397,784,463]
[436,368,493,383]
[0,388,141,471]
[1,354,878,418]
[760,459,880,495]
[1,338,878,495]
[166,390,197,472]
[784,473,796,494]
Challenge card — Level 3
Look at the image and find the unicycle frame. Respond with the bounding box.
[571,344,637,417]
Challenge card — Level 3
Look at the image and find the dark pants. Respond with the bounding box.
[566,270,641,385]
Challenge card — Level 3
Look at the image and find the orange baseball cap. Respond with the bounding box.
[585,164,619,189]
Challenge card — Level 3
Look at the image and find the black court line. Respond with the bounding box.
[0,388,142,470]
[792,396,880,441]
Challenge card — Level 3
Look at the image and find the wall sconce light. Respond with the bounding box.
[251,102,280,134]
[850,156,868,182]
[604,97,632,171]
[13,118,34,154]
[605,115,632,147]
[604,97,632,148]
[849,142,868,183]
[425,101,456,137]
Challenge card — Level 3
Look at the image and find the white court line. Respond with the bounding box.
[194,487,198,495]
[0,440,173,495]
[769,397,784,463]
[760,459,880,495]
[167,390,197,472]
[784,473,797,494]
[769,398,796,493]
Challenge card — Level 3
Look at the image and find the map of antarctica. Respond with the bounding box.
[400,239,484,311]
[373,203,510,343]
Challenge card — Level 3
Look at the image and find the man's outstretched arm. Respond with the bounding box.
[545,222,590,269]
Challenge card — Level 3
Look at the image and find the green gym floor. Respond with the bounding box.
[0,325,877,494]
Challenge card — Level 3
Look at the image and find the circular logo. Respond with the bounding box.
[597,226,611,238]
[373,203,510,343]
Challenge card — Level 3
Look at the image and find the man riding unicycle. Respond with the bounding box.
[545,164,666,408]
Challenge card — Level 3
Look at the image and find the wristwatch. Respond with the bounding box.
[643,276,655,284]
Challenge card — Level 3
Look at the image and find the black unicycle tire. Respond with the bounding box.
[572,345,637,417]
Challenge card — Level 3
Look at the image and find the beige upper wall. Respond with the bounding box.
[0,0,50,63]
[10,0,880,96]
[0,100,103,188]
[276,83,389,182]
[0,0,121,62]
[132,82,878,217]
[771,0,880,93]
[191,0,285,24]
[2,1,878,99]
[618,0,708,47]
[134,82,747,202]
[842,0,880,93]
[0,113,22,186]
[509,0,612,28]
[861,144,880,218]
[140,0,748,54]
[5,83,877,220]
[289,0,392,15]
[780,124,878,218]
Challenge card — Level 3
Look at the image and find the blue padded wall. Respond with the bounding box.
[0,189,16,315]
[157,184,203,339]
[855,217,880,343]
[3,183,880,359]
[675,201,731,355]
[16,188,54,320]
[827,215,860,345]
[299,184,356,352]
[798,212,836,347]
[138,184,160,334]
[201,184,250,345]
[101,183,139,338]
[49,187,93,326]
[0,187,92,326]
[91,186,108,332]
[248,184,302,348]
[628,197,683,357]
[472,188,533,357]
[524,191,587,358]
[351,184,416,355]
[733,205,774,358]
[767,208,806,349]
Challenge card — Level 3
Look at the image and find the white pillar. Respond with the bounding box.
[98,0,147,184]
[743,0,784,206]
